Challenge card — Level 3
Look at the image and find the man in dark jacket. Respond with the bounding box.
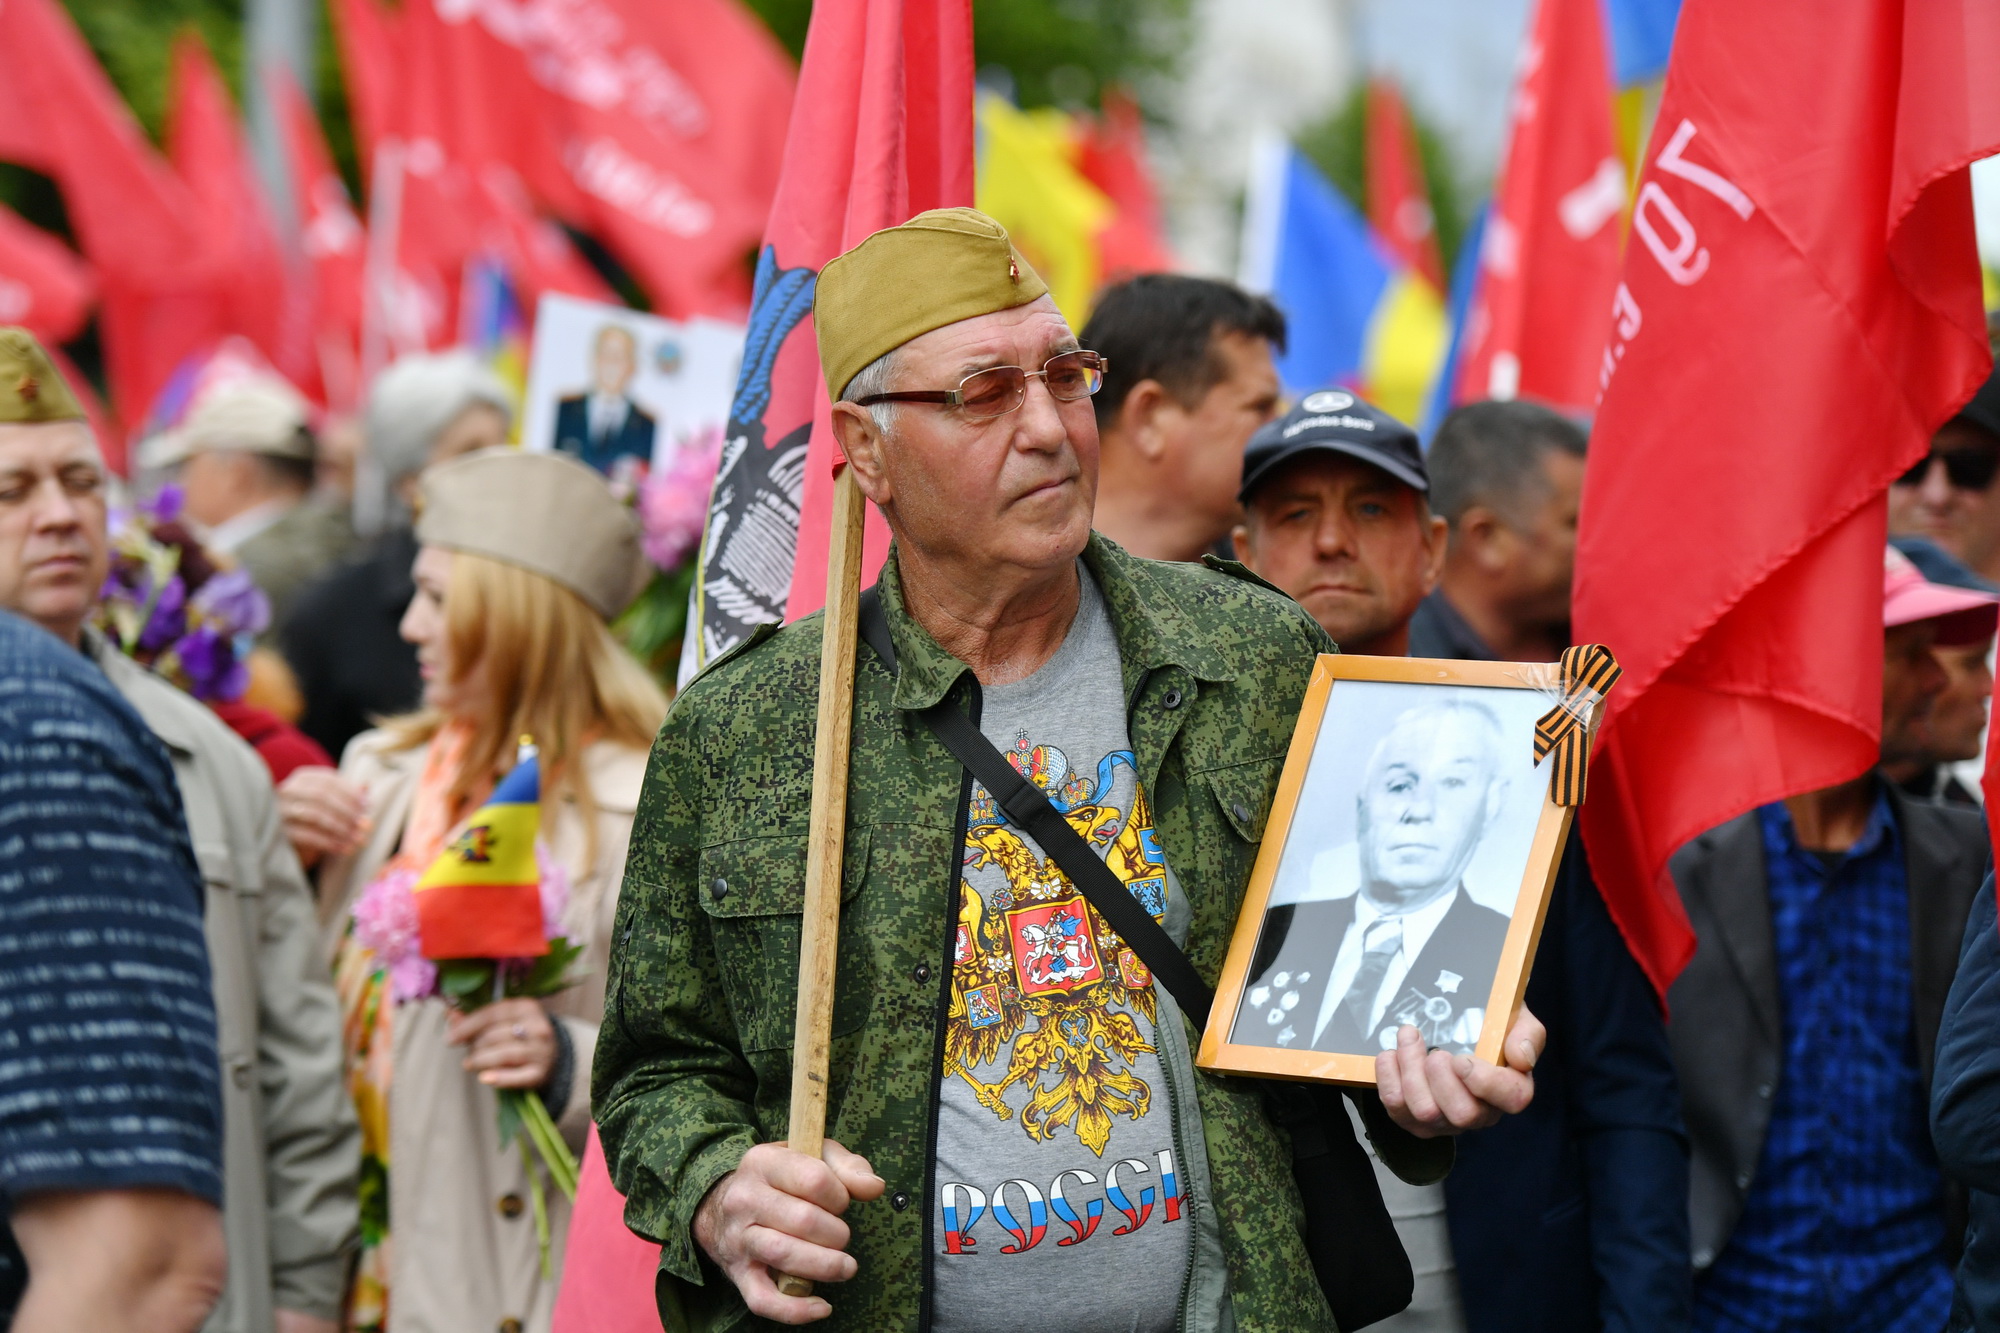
[1233,394,1691,1332]
[1933,873,2000,1332]
[1667,546,1998,1332]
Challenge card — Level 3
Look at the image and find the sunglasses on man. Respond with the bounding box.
[1897,437,2000,491]
[854,349,1107,420]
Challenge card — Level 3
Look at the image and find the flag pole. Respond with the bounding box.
[775,463,866,1300]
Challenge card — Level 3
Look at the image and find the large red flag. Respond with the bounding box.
[1573,0,2000,997]
[688,0,974,661]
[1366,79,1444,292]
[384,0,794,319]
[0,0,231,427]
[0,204,96,343]
[1452,0,1625,413]
[270,67,368,410]
[167,36,312,396]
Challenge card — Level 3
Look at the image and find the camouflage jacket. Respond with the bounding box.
[594,534,1451,1333]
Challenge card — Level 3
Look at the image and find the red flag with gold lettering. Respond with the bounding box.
[1573,0,2000,997]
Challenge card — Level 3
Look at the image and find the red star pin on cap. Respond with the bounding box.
[1009,256,1019,282]
[16,377,36,402]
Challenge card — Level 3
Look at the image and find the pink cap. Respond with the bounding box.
[1884,546,2000,645]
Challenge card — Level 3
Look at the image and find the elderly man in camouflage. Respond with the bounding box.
[594,209,1545,1332]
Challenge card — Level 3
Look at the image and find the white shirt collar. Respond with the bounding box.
[204,497,294,554]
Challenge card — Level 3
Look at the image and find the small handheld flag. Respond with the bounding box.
[415,739,549,960]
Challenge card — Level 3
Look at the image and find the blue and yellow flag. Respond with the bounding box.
[415,748,548,960]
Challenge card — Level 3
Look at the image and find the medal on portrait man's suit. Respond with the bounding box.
[1378,969,1482,1054]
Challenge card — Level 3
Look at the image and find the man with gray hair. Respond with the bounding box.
[1410,400,1587,663]
[278,352,509,766]
[596,208,1546,1331]
[1238,699,1514,1059]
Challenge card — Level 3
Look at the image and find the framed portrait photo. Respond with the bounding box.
[1197,655,1587,1087]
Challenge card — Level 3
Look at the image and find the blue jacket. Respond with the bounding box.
[1445,844,1693,1333]
[1934,873,2000,1332]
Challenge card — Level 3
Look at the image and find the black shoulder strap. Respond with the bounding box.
[858,589,1215,1029]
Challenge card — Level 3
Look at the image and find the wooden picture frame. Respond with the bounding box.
[1197,654,1585,1087]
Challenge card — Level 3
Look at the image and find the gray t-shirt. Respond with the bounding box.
[931,568,1205,1333]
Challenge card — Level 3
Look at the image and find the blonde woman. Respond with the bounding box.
[308,448,666,1332]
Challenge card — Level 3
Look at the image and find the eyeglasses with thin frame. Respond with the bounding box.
[1897,438,2000,491]
[853,350,1108,420]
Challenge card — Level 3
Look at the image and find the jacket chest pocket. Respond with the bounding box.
[191,840,258,1068]
[697,830,873,1053]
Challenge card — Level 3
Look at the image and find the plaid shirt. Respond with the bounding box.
[1694,791,1953,1331]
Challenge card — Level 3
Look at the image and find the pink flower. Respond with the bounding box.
[535,842,571,943]
[351,865,439,1002]
[638,428,723,572]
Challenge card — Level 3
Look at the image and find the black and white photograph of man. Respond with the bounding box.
[1231,685,1547,1058]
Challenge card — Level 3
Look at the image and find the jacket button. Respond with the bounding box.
[1693,1247,1714,1268]
[710,877,728,900]
[890,1190,911,1211]
[1231,801,1253,825]
[500,1321,524,1333]
[497,1193,525,1219]
[913,963,932,984]
[1162,688,1183,710]
[1735,1170,1753,1190]
[1756,1083,1773,1099]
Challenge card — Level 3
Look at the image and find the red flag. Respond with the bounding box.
[270,67,369,410]
[1077,90,1175,283]
[687,0,973,660]
[327,0,400,179]
[386,0,794,320]
[0,204,96,344]
[1452,0,1625,413]
[778,0,974,622]
[1365,79,1444,292]
[1573,0,2000,997]
[0,0,232,427]
[167,36,312,396]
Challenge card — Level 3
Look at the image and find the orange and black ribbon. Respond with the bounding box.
[1533,644,1621,806]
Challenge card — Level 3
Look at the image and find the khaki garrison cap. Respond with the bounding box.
[814,207,1050,400]
[0,328,85,424]
[416,447,648,620]
[139,377,312,471]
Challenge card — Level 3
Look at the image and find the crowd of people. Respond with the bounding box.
[0,201,1997,1333]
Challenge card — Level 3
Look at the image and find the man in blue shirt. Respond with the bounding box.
[0,606,226,1333]
[1668,545,1999,1331]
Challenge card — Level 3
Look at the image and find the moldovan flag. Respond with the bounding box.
[414,754,548,960]
[689,0,973,668]
[1452,0,1625,413]
[1573,0,2000,997]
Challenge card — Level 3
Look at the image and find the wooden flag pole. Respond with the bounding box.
[775,464,867,1300]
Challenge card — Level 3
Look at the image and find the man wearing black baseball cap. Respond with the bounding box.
[1233,389,1693,1333]
[1231,388,1446,656]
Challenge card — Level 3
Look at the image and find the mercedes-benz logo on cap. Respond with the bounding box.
[1300,390,1354,413]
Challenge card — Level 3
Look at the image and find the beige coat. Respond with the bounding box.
[89,638,360,1331]
[318,732,646,1333]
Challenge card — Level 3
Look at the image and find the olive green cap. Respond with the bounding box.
[814,207,1050,400]
[0,328,85,424]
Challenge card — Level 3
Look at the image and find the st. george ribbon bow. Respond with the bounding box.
[1533,644,1622,806]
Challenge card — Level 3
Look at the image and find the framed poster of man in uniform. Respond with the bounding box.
[1198,654,1584,1087]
